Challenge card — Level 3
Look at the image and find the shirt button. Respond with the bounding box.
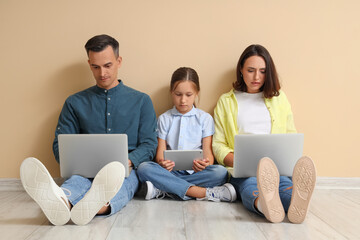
[108,97,111,101]
[104,90,108,93]
[108,113,111,116]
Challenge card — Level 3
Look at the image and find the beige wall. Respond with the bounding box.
[1,0,359,178]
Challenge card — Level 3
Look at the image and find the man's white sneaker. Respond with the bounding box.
[20,157,71,226]
[70,161,125,225]
[137,181,167,200]
[199,183,237,202]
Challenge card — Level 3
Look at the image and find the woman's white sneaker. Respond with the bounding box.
[20,157,71,226]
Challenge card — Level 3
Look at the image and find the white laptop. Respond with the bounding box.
[164,150,203,171]
[58,134,129,178]
[231,134,304,178]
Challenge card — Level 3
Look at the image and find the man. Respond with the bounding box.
[20,34,157,225]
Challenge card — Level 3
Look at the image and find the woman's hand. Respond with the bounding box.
[192,158,210,172]
[158,159,175,172]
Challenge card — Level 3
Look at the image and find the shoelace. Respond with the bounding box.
[60,187,72,209]
[154,189,173,200]
[207,187,230,202]
[61,187,72,197]
[154,190,168,199]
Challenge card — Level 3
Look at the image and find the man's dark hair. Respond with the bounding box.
[84,34,119,58]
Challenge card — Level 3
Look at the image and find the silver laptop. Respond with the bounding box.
[231,134,304,178]
[59,134,129,178]
[164,150,203,171]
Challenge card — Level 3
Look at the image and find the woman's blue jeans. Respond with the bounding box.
[230,176,293,215]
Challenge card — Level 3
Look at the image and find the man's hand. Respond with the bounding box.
[192,158,210,172]
[128,159,133,167]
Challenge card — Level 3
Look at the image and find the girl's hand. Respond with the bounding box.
[158,159,175,172]
[192,158,210,172]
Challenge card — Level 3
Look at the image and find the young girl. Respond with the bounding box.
[212,45,316,223]
[137,67,236,202]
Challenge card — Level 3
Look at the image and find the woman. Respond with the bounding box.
[212,44,316,223]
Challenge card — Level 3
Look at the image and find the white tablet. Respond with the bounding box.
[163,150,203,171]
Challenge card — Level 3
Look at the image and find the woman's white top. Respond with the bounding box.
[235,91,271,134]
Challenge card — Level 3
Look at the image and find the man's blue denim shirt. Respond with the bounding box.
[53,80,157,168]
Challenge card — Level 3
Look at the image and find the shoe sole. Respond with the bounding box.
[257,157,285,223]
[20,157,70,226]
[70,162,125,225]
[288,156,316,224]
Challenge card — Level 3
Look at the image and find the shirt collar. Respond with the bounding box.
[94,80,123,95]
[170,106,196,116]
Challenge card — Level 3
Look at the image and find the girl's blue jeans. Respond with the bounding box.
[137,161,228,200]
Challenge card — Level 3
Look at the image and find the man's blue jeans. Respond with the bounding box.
[230,176,293,215]
[137,161,228,200]
[60,170,139,215]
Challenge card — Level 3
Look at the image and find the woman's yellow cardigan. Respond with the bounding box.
[212,89,297,168]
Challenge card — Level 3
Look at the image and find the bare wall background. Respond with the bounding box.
[1,0,359,178]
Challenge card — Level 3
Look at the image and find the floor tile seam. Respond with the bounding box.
[0,192,31,212]
[22,217,50,240]
[247,210,270,240]
[308,209,348,239]
[182,201,190,240]
[331,190,360,207]
[104,213,120,240]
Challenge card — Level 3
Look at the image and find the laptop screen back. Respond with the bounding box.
[232,134,304,178]
[59,134,129,178]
